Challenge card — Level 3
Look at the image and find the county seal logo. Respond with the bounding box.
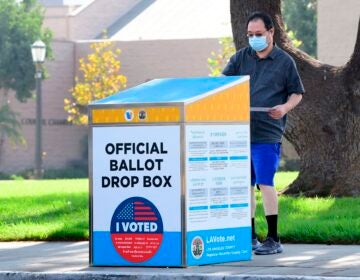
[191,236,204,259]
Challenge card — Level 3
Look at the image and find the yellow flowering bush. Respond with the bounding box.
[64,40,127,125]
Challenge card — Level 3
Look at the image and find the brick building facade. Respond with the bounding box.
[2,0,228,173]
[2,0,359,173]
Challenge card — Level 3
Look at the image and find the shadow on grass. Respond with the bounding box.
[0,192,89,241]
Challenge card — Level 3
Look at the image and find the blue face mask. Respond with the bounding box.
[248,36,268,52]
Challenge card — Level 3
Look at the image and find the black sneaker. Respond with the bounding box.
[254,237,283,255]
[252,238,261,250]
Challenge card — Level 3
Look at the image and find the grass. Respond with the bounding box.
[0,172,359,244]
[0,179,88,241]
[255,172,360,244]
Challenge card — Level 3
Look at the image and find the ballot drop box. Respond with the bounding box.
[89,76,251,267]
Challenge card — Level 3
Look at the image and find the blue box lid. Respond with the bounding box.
[91,76,247,105]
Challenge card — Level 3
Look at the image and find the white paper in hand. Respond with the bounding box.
[250,107,271,112]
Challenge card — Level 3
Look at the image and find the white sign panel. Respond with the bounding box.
[92,125,181,266]
[185,124,251,265]
[185,124,251,231]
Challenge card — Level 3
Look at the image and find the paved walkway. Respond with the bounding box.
[0,242,359,279]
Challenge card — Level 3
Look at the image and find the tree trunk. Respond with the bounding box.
[230,0,360,196]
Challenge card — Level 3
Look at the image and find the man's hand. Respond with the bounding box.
[268,105,288,119]
[268,93,303,120]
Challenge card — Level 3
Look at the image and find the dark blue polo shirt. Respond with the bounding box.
[222,46,305,143]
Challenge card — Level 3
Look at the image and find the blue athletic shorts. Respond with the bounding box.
[251,143,281,187]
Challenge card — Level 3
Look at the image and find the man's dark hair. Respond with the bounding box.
[246,11,274,30]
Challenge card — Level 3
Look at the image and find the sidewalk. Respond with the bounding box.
[0,242,359,280]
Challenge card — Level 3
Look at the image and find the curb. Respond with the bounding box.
[0,272,359,280]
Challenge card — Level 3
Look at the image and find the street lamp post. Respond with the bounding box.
[31,40,46,179]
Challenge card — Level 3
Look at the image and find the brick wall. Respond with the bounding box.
[75,39,221,87]
[43,0,142,40]
[0,38,222,173]
[68,0,142,40]
[3,0,322,172]
[1,40,87,173]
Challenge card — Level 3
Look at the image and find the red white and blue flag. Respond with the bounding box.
[116,200,158,221]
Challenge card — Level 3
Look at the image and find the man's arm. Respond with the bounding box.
[222,52,239,76]
[268,93,303,120]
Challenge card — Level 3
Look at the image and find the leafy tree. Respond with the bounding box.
[0,0,52,101]
[0,0,52,148]
[0,103,25,147]
[282,0,317,57]
[208,37,235,77]
[65,40,127,125]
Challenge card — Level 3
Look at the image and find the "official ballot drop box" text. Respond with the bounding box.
[89,76,251,267]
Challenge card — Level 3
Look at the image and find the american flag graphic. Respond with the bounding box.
[116,201,158,221]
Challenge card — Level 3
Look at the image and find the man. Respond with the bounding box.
[222,11,304,255]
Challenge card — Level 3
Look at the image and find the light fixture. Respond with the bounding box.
[31,40,46,64]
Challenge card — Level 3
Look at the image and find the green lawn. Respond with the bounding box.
[0,179,88,241]
[0,172,359,244]
[258,172,360,244]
